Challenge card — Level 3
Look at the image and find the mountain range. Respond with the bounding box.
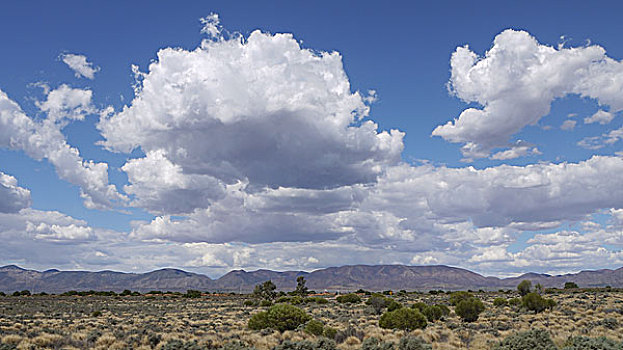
[1,264,622,293]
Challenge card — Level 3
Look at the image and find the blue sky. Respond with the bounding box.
[1,1,622,277]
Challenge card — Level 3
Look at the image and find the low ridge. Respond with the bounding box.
[1,264,621,293]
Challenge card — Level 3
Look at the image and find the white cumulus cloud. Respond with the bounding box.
[560,119,576,131]
[60,53,100,79]
[0,172,31,213]
[433,29,623,160]
[584,109,614,125]
[99,29,403,215]
[0,87,125,209]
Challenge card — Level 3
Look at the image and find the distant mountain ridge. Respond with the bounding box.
[1,264,622,293]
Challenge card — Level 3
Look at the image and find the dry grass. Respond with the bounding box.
[0,290,620,349]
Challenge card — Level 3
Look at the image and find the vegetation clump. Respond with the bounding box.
[397,336,432,350]
[293,276,309,296]
[379,307,427,330]
[336,293,361,304]
[304,319,325,336]
[253,280,277,301]
[361,337,395,350]
[517,280,532,296]
[449,291,473,306]
[493,297,508,307]
[454,297,485,322]
[248,303,311,332]
[411,303,447,322]
[493,329,557,350]
[522,292,555,313]
[561,336,622,350]
[563,282,579,289]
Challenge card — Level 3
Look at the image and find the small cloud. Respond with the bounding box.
[490,141,541,160]
[60,53,100,79]
[200,13,222,38]
[578,125,623,149]
[560,119,577,131]
[584,110,614,125]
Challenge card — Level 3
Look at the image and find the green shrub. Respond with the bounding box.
[248,311,271,330]
[260,300,273,307]
[305,297,328,304]
[493,329,556,350]
[436,304,450,316]
[220,341,257,350]
[411,302,428,312]
[248,303,311,332]
[379,308,427,330]
[184,290,202,298]
[162,339,202,350]
[421,305,443,322]
[244,299,259,306]
[361,337,395,350]
[304,319,325,336]
[336,293,361,303]
[323,326,337,340]
[276,296,291,303]
[455,297,485,322]
[493,297,508,307]
[367,296,391,314]
[561,336,622,350]
[387,300,402,312]
[508,297,522,306]
[449,291,473,306]
[397,336,432,350]
[272,339,336,350]
[522,293,554,313]
[90,310,102,317]
[289,296,303,305]
[563,282,579,289]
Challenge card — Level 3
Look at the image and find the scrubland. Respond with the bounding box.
[0,289,621,349]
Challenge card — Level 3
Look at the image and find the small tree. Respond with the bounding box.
[294,276,309,296]
[517,280,532,296]
[455,297,485,322]
[253,280,277,301]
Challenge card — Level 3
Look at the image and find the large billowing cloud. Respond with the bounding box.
[0,172,31,213]
[433,29,623,160]
[0,87,125,209]
[99,29,404,214]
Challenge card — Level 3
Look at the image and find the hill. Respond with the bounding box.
[1,264,622,293]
